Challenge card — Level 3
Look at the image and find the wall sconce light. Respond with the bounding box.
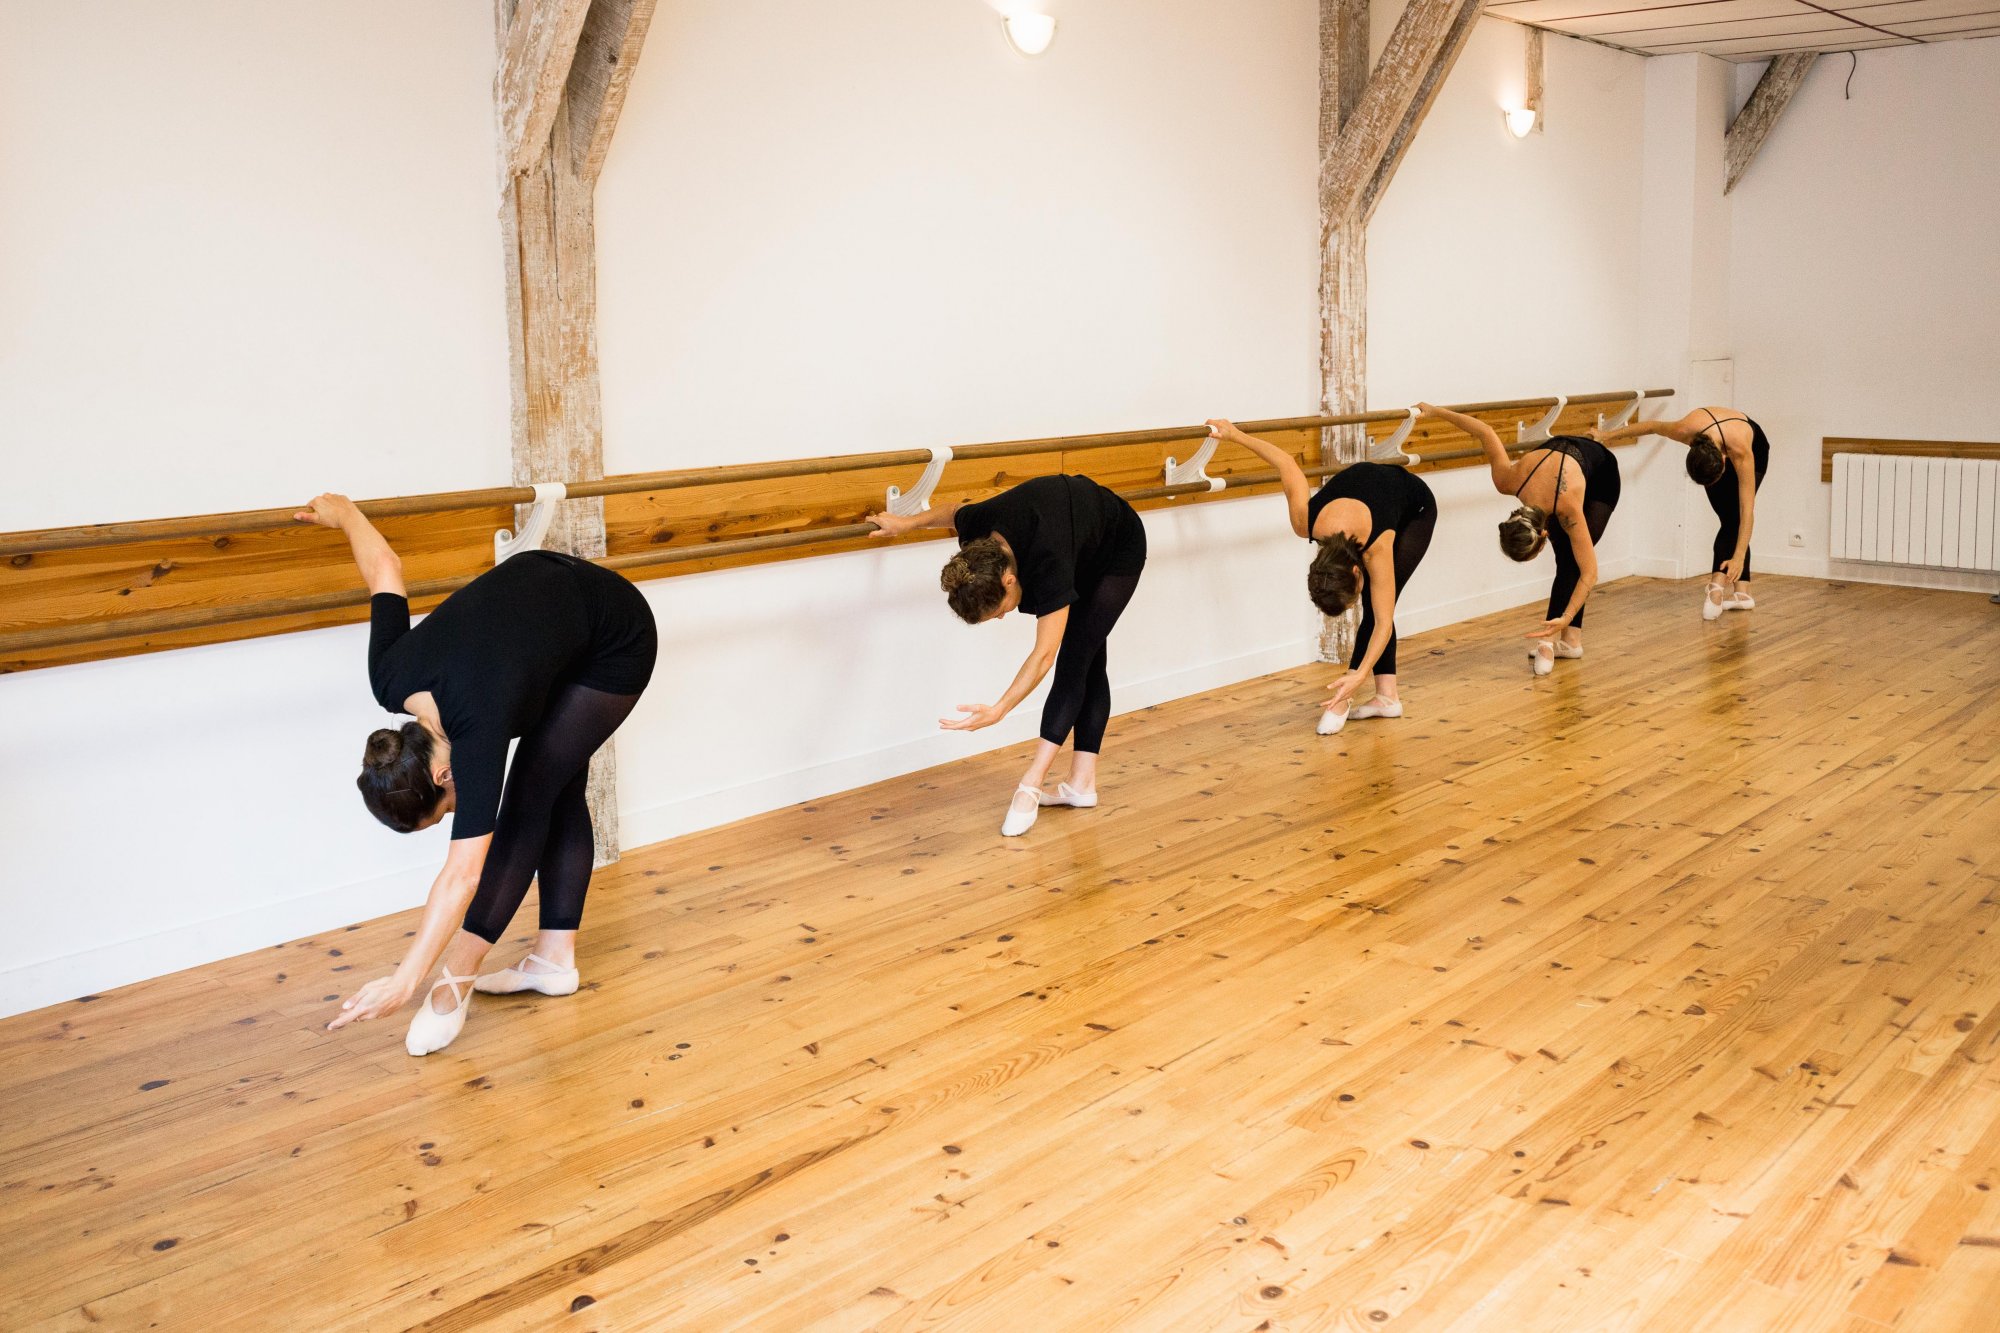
[1002,9,1056,56]
[1505,27,1545,139]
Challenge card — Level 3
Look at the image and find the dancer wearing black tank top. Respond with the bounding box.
[1206,420,1436,735]
[1597,406,1770,619]
[868,475,1147,837]
[296,493,656,1057]
[1422,403,1622,675]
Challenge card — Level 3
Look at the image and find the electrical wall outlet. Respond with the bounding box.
[1789,530,1805,547]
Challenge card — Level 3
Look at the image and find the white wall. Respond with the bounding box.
[0,1,1673,1017]
[0,0,510,1012]
[0,1,511,528]
[1726,40,2000,592]
[594,0,1328,854]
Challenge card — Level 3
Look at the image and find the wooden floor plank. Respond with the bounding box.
[3,574,1998,1331]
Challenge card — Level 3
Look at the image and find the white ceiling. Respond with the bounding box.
[1488,0,2000,60]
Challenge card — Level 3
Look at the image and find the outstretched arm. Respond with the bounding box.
[1531,501,1598,637]
[941,607,1069,731]
[1723,461,1757,582]
[866,500,963,538]
[1327,542,1399,711]
[1596,413,1699,447]
[1207,419,1311,537]
[296,493,405,596]
[1419,402,1513,493]
[326,835,489,1030]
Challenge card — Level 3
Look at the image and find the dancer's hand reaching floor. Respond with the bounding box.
[941,703,1004,732]
[1524,618,1568,641]
[1325,672,1363,712]
[327,975,414,1031]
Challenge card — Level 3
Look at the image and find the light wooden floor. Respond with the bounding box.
[5,574,1999,1332]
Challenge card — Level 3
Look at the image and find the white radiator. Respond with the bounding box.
[1829,453,2000,571]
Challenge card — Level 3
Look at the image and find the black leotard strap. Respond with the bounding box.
[1698,408,1751,443]
[1514,439,1577,500]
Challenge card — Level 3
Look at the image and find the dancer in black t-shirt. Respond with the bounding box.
[869,475,1147,837]
[297,493,655,1057]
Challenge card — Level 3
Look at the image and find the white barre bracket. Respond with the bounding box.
[1596,389,1646,432]
[887,446,952,517]
[1166,434,1225,492]
[1515,396,1567,446]
[1368,407,1421,464]
[495,481,567,563]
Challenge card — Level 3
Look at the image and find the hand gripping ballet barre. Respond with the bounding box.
[0,389,1671,656]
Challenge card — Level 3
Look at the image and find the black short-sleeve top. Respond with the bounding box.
[367,551,600,841]
[952,475,1147,617]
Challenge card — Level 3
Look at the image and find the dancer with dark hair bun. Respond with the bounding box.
[1420,402,1622,675]
[1205,419,1435,735]
[1595,405,1769,619]
[295,493,655,1056]
[867,474,1146,837]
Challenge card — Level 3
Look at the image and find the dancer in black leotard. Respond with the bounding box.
[297,493,656,1056]
[1597,406,1770,619]
[867,475,1147,837]
[1206,419,1435,735]
[1422,403,1622,675]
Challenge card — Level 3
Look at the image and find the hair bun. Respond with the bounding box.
[940,556,972,593]
[363,728,404,769]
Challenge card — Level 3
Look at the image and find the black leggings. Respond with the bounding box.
[1039,570,1143,755]
[1350,507,1437,676]
[1548,462,1621,630]
[1706,432,1771,579]
[461,681,643,944]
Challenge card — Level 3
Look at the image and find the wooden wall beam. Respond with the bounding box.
[565,0,659,184]
[1318,0,1370,663]
[1357,0,1486,225]
[1320,0,1484,227]
[496,0,631,860]
[1318,0,1372,465]
[496,0,594,177]
[1724,52,1817,196]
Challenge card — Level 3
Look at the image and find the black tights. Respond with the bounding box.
[1039,571,1143,755]
[1349,507,1437,676]
[461,681,642,944]
[1548,474,1621,630]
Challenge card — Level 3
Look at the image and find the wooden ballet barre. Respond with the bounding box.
[0,414,1667,656]
[1118,432,1612,504]
[0,391,1669,559]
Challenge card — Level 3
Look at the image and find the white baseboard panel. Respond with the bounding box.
[1753,551,1999,594]
[0,863,434,1019]
[1828,561,2000,594]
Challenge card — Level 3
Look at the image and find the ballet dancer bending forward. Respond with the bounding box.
[1595,405,1769,620]
[299,494,656,1056]
[867,474,1147,837]
[1421,402,1621,675]
[1205,419,1435,735]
